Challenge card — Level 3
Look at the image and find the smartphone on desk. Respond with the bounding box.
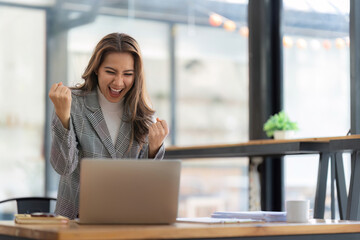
[30,212,57,217]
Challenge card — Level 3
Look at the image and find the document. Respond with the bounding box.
[211,211,287,222]
[176,217,260,224]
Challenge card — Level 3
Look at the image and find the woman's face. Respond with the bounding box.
[97,52,135,103]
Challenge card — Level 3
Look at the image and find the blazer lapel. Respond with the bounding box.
[115,110,132,158]
[84,90,116,158]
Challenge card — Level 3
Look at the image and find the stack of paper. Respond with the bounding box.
[176,217,259,224]
[211,211,287,222]
[14,214,69,224]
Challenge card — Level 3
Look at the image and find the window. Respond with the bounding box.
[176,24,249,146]
[0,6,46,219]
[283,0,350,218]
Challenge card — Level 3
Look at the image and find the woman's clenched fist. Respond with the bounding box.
[148,118,169,158]
[49,82,72,129]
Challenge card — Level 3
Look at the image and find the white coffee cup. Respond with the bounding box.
[286,200,310,223]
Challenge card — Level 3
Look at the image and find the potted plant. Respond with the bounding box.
[263,111,299,139]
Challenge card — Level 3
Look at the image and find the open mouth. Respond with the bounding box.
[109,86,123,98]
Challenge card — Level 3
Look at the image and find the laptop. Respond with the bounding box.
[78,159,181,224]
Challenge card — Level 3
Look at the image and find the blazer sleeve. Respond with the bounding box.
[138,142,165,160]
[50,111,79,176]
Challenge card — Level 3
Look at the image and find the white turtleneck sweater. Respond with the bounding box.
[97,87,124,146]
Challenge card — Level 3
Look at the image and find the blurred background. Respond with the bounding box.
[0,0,351,219]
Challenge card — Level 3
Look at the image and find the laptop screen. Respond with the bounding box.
[78,159,181,224]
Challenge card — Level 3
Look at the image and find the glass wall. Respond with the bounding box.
[178,158,248,217]
[176,24,249,146]
[282,0,350,218]
[0,6,46,219]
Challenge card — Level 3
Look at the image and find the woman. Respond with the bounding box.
[49,33,169,219]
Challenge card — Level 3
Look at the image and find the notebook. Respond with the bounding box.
[15,214,69,224]
[78,159,181,224]
[211,211,287,222]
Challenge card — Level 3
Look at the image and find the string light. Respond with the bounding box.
[283,36,293,48]
[322,40,332,50]
[296,38,307,49]
[335,38,345,49]
[223,20,236,31]
[207,10,349,51]
[207,12,240,33]
[239,26,249,37]
[209,13,222,27]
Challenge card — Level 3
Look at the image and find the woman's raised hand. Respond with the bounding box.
[148,118,169,158]
[49,82,72,129]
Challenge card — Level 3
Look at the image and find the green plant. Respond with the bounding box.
[263,111,298,137]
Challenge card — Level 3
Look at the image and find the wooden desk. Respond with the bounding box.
[165,135,360,158]
[165,137,331,158]
[165,135,360,220]
[1,220,360,240]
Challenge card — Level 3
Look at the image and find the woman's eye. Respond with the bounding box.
[106,71,115,74]
[124,73,133,76]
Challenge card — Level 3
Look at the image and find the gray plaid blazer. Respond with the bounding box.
[50,89,165,219]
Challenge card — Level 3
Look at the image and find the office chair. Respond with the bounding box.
[0,197,57,214]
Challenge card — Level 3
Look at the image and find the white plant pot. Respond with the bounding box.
[273,130,295,140]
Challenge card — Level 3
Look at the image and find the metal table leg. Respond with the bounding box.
[334,152,347,220]
[314,152,330,219]
[330,154,335,219]
[347,151,360,220]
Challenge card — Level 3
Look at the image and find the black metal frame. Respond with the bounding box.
[169,24,177,146]
[248,0,283,211]
[350,0,360,134]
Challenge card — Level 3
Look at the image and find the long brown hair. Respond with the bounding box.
[79,32,155,148]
